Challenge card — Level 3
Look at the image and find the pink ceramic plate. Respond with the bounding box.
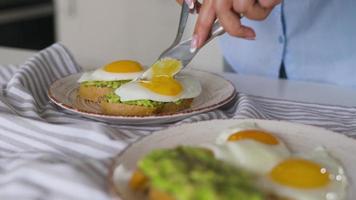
[48,69,236,125]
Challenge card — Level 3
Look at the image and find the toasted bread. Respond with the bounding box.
[147,187,285,200]
[161,98,193,114]
[128,147,285,200]
[147,189,285,200]
[100,101,158,116]
[78,85,113,102]
[100,98,193,116]
[149,188,175,200]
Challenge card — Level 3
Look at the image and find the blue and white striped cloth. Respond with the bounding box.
[0,44,355,200]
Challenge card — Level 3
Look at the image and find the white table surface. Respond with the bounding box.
[224,73,356,107]
[1,46,356,107]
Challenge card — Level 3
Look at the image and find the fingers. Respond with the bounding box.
[176,0,184,5]
[191,0,216,51]
[258,0,282,8]
[189,0,281,46]
[176,0,196,9]
[232,0,281,20]
[176,0,201,13]
[215,0,256,39]
[184,0,196,9]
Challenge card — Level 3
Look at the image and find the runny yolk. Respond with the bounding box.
[104,60,143,73]
[270,158,330,189]
[129,170,148,191]
[140,58,183,96]
[228,130,279,145]
[140,77,183,96]
[150,58,182,77]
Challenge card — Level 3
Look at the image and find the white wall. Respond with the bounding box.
[55,0,224,72]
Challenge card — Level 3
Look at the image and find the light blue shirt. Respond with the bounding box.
[220,0,356,88]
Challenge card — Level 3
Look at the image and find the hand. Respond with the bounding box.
[177,0,281,51]
[176,0,201,12]
[176,0,199,9]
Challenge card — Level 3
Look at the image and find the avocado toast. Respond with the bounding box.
[129,146,266,200]
[100,93,193,116]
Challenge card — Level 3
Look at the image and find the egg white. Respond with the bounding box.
[258,147,348,200]
[215,122,291,175]
[115,75,202,102]
[77,67,144,83]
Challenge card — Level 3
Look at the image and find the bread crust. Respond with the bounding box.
[149,188,175,200]
[100,101,158,116]
[100,98,193,116]
[161,98,193,114]
[78,85,113,102]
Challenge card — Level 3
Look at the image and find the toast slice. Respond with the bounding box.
[160,98,193,114]
[100,101,158,116]
[78,80,130,102]
[128,147,283,200]
[100,98,193,116]
[78,85,113,102]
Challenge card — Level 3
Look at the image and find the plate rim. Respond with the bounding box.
[48,69,237,120]
[107,119,356,200]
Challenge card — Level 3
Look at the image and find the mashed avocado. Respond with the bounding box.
[104,93,183,108]
[138,146,264,200]
[81,80,130,89]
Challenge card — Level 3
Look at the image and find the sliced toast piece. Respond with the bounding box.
[78,85,113,102]
[100,98,193,116]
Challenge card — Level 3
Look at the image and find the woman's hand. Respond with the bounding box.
[176,0,199,10]
[177,0,281,51]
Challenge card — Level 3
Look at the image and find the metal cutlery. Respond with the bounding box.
[136,2,226,81]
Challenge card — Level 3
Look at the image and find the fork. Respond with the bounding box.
[158,20,225,67]
[158,2,191,60]
[137,2,226,80]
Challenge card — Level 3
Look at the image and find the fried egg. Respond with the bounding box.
[116,58,202,102]
[258,147,348,200]
[214,122,291,175]
[78,60,145,82]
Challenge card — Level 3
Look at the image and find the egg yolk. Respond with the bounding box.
[104,60,143,73]
[140,58,183,96]
[270,158,330,189]
[150,58,182,77]
[140,77,183,96]
[228,130,279,145]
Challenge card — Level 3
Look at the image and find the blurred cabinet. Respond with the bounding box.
[54,0,223,72]
[0,0,54,50]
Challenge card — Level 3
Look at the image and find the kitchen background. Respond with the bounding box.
[0,0,223,72]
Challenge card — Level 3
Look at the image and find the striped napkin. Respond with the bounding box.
[0,43,355,200]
